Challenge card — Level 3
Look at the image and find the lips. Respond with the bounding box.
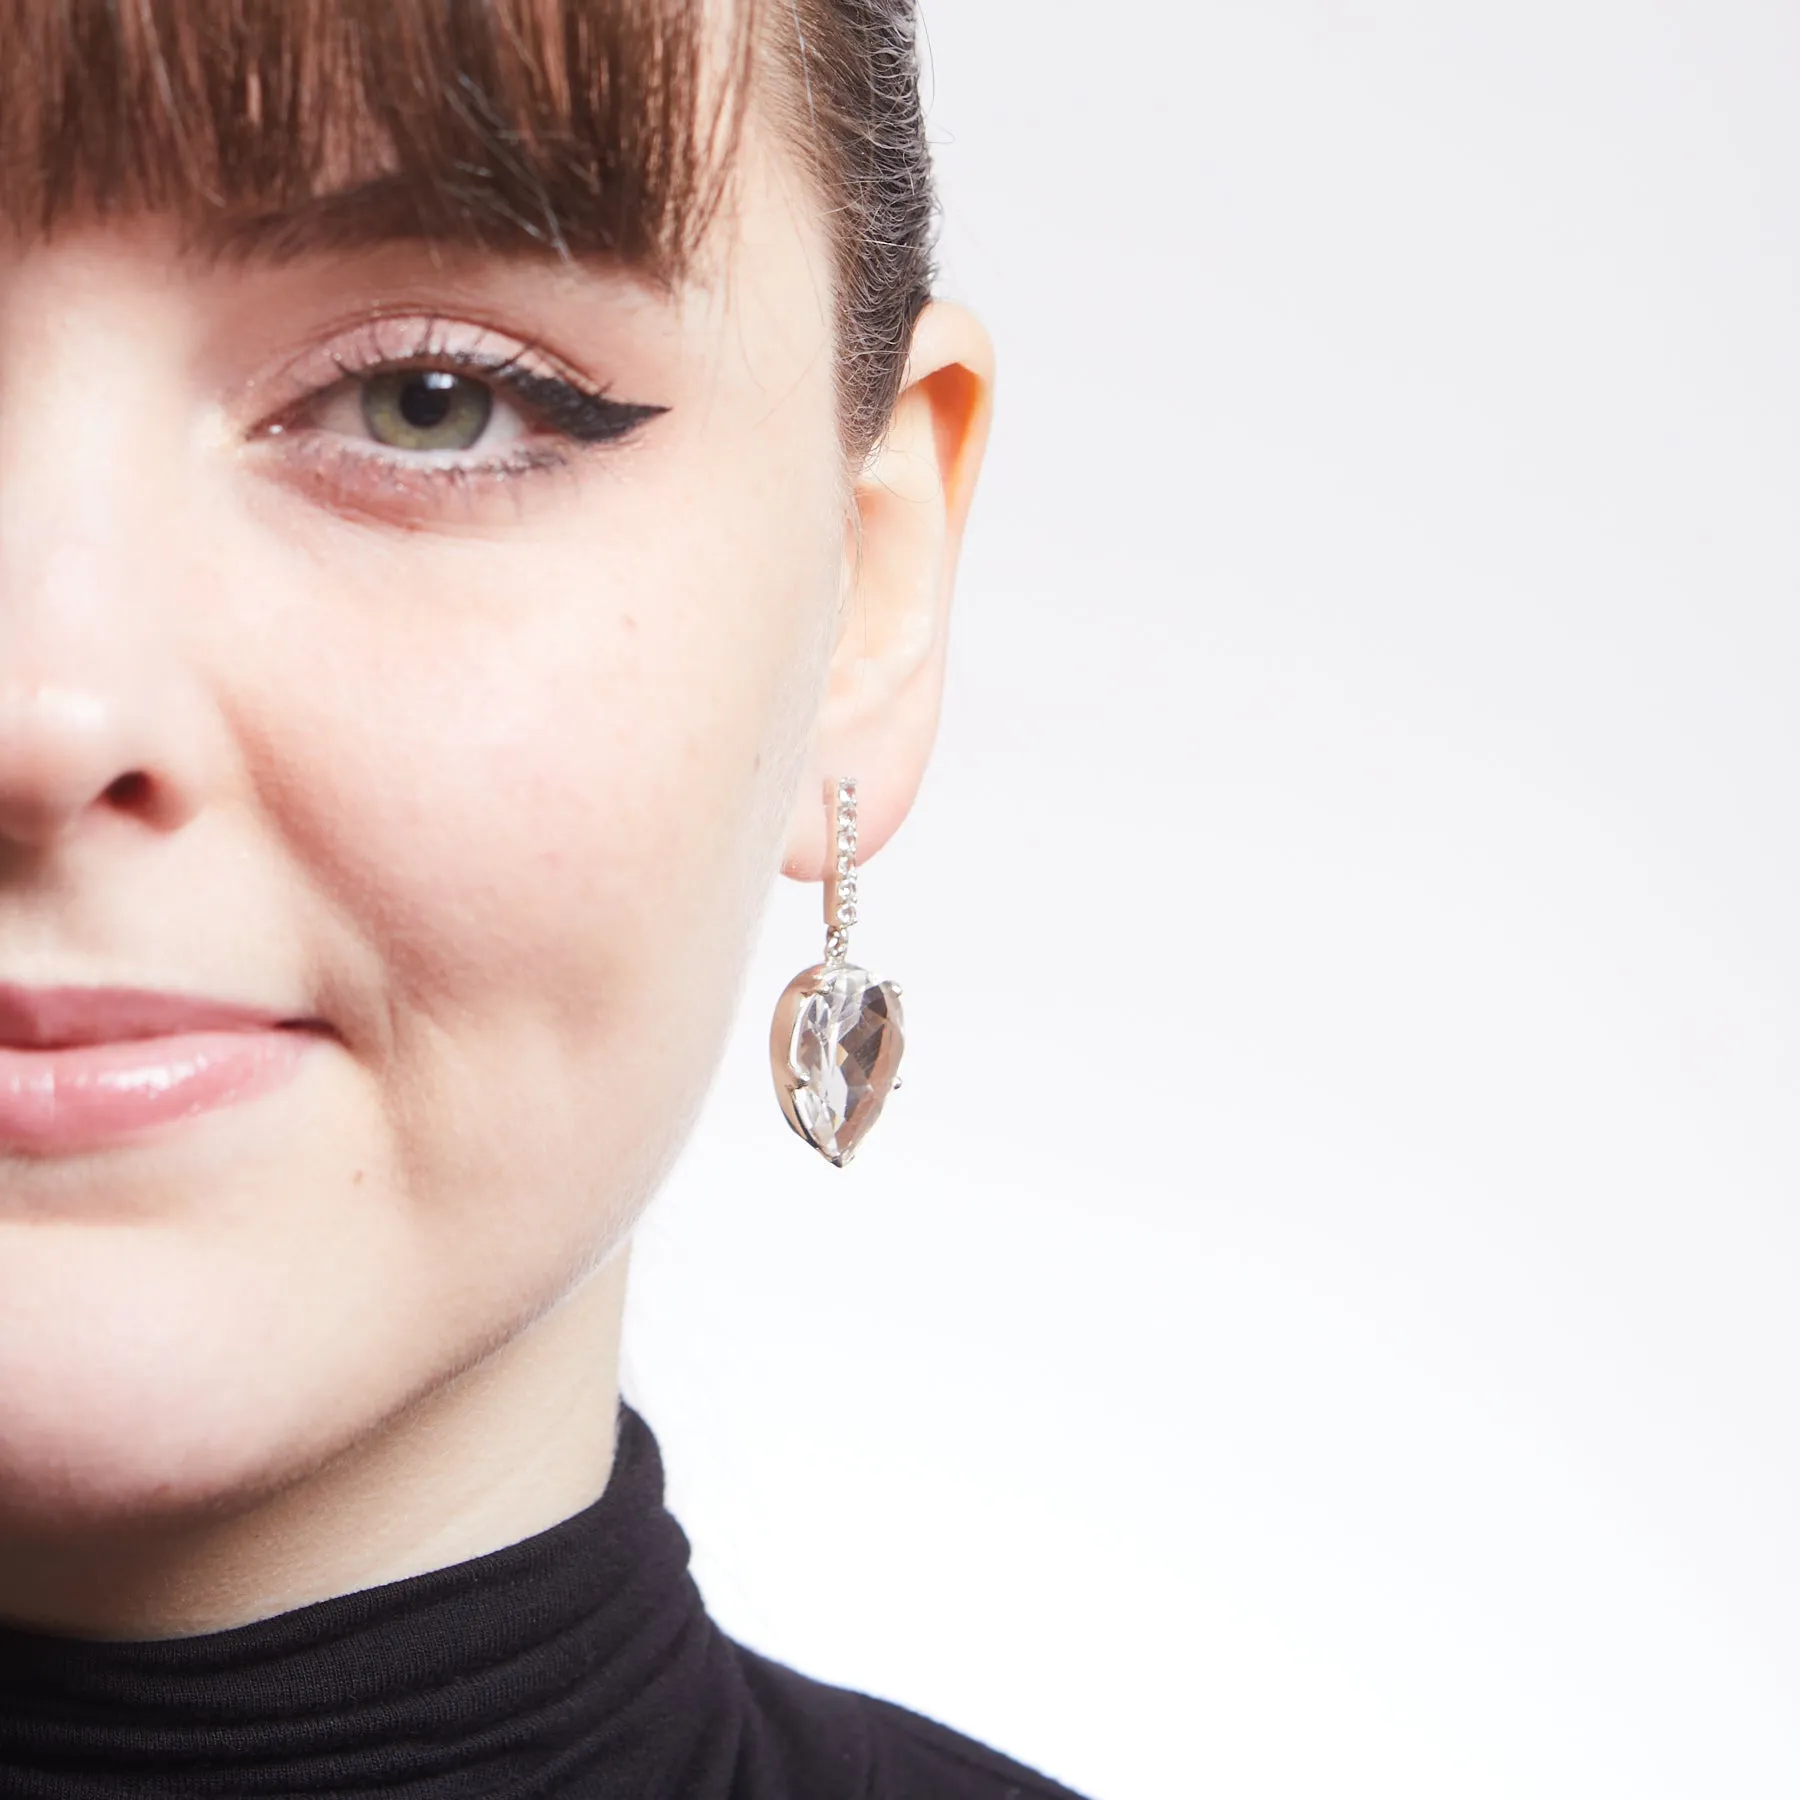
[0,985,302,1048]
[0,985,320,1155]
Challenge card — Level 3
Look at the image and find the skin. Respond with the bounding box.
[0,117,993,1637]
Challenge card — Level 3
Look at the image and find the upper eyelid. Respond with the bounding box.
[252,316,600,422]
[327,339,554,391]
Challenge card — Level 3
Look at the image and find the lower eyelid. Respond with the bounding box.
[295,432,564,478]
[251,428,577,528]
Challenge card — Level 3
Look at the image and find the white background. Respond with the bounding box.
[622,4,1800,1795]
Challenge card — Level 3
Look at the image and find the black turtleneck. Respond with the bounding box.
[0,1406,1088,1799]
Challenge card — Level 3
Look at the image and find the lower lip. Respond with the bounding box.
[0,1030,311,1155]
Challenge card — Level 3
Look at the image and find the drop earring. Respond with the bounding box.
[769,777,906,1167]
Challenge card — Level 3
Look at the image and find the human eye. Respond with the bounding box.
[247,316,665,524]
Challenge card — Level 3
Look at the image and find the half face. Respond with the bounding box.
[0,127,850,1531]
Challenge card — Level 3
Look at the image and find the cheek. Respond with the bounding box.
[220,458,841,1265]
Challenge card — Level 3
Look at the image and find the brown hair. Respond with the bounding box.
[0,0,936,456]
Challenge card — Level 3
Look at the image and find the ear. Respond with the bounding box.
[780,300,996,880]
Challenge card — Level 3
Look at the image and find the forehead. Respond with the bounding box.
[0,0,748,275]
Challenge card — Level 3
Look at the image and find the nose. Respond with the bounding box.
[0,676,192,848]
[0,251,219,859]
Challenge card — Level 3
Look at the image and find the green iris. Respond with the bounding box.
[360,370,494,452]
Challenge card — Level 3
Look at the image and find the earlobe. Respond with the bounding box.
[781,301,995,882]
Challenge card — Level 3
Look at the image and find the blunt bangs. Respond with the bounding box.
[0,0,749,273]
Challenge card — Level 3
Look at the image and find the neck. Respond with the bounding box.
[0,1252,629,1641]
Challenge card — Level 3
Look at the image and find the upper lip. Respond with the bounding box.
[0,985,301,1049]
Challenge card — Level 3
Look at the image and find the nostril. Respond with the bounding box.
[102,771,154,811]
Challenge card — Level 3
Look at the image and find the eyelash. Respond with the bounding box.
[257,319,664,509]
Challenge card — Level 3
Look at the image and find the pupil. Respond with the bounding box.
[400,371,457,429]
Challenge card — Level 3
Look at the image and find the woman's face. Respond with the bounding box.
[0,126,865,1529]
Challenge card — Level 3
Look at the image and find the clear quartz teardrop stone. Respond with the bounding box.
[770,962,905,1166]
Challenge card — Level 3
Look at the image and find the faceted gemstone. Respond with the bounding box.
[769,962,905,1166]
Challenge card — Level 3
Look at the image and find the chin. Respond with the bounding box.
[0,1332,357,1540]
[0,1223,402,1536]
[0,1388,309,1540]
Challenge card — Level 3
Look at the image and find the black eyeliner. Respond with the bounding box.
[494,368,667,444]
[407,339,665,445]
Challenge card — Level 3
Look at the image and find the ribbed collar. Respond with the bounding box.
[0,1407,747,1798]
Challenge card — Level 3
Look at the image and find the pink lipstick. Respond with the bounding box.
[0,986,317,1154]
